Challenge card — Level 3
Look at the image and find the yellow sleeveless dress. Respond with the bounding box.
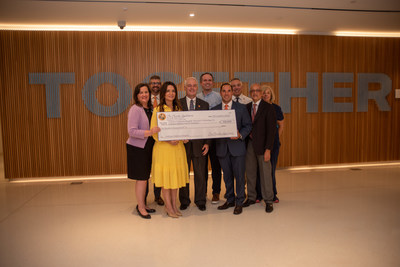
[150,105,188,189]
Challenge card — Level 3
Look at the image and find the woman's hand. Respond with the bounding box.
[150,126,161,135]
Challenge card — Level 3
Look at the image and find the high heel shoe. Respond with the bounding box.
[136,205,151,219]
[175,209,182,216]
[165,207,179,218]
[145,207,156,213]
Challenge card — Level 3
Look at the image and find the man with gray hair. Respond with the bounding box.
[244,83,277,213]
[179,77,211,211]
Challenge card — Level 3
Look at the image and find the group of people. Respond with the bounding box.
[126,73,284,219]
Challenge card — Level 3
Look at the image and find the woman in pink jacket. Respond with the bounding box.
[126,83,160,219]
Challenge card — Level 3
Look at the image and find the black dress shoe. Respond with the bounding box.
[136,205,151,219]
[197,204,206,211]
[145,208,156,213]
[265,203,274,213]
[155,197,164,206]
[233,205,242,215]
[217,201,235,210]
[242,199,256,207]
[180,204,189,210]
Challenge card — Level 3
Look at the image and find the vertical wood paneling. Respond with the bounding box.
[0,31,399,178]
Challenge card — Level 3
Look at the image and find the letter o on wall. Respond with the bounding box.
[82,72,132,117]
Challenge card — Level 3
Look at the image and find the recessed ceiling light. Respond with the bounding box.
[189,13,195,17]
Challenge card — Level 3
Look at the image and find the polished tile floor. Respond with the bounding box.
[0,160,399,267]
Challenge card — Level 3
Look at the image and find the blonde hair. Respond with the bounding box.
[261,85,275,103]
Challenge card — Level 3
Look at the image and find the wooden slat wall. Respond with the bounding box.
[0,31,399,178]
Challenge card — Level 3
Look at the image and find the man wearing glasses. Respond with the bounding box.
[148,75,164,206]
[149,75,161,108]
[244,83,277,213]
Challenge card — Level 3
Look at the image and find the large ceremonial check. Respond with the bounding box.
[156,110,237,141]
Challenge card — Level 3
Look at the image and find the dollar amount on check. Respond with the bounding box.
[157,110,238,141]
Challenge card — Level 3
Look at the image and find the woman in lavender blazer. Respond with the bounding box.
[126,83,160,219]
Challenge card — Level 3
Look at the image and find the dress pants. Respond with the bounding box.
[270,143,280,197]
[206,140,222,195]
[218,153,246,205]
[179,145,208,206]
[245,140,274,203]
[255,168,263,201]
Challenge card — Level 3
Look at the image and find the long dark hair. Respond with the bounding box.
[158,81,182,112]
[133,83,152,108]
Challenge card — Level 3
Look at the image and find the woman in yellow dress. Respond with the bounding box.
[150,81,189,218]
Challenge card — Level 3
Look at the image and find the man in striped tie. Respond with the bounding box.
[178,77,211,211]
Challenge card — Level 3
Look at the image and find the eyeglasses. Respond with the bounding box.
[150,82,161,85]
[249,89,262,93]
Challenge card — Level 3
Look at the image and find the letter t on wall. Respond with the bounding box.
[29,73,75,118]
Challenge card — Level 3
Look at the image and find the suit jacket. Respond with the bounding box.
[179,97,211,157]
[246,100,277,155]
[126,104,151,148]
[212,101,252,157]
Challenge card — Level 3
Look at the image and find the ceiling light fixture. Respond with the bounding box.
[3,24,400,37]
[189,13,195,17]
[0,24,297,34]
[335,31,400,37]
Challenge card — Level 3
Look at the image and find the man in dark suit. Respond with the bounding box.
[244,83,277,213]
[179,77,211,211]
[212,83,252,215]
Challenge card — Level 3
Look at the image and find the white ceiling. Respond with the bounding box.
[1,0,400,35]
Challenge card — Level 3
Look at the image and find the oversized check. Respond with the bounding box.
[156,110,237,141]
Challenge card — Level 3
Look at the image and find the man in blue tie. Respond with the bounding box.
[179,77,211,211]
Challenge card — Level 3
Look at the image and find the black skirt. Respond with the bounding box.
[126,137,155,180]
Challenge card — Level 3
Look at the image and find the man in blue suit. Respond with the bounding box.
[212,83,252,215]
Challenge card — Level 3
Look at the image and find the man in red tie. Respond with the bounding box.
[244,83,277,213]
[211,83,252,215]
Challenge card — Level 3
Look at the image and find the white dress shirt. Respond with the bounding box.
[222,101,233,110]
